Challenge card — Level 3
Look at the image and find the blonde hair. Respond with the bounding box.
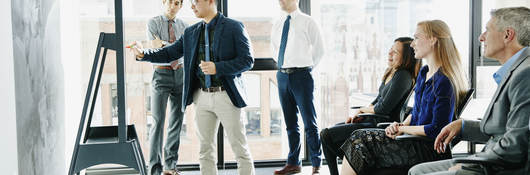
[417,20,469,108]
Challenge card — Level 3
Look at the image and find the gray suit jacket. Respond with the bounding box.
[461,47,530,164]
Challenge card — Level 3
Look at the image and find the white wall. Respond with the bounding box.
[11,0,65,174]
[61,0,82,173]
[0,0,19,174]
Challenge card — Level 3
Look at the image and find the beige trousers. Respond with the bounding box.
[193,90,255,175]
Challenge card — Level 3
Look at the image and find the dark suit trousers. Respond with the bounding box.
[149,68,184,175]
[277,69,322,167]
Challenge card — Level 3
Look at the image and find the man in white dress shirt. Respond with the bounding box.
[271,0,325,174]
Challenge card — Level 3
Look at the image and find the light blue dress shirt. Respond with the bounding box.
[462,47,528,135]
[493,47,528,85]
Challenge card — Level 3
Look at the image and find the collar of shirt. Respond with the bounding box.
[161,14,176,23]
[281,9,302,21]
[493,47,528,85]
[204,12,220,30]
[418,66,445,84]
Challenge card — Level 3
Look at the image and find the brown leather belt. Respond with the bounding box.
[201,86,225,93]
[155,65,183,70]
[155,66,173,70]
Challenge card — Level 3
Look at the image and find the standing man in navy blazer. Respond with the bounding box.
[130,0,255,174]
[271,0,325,174]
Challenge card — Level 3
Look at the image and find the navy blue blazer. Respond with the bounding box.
[140,13,254,111]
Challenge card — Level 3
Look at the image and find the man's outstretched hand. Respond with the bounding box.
[127,41,145,59]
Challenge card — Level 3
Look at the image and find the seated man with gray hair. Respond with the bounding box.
[409,6,530,175]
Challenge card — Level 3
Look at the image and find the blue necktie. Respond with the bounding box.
[278,15,291,69]
[204,23,211,88]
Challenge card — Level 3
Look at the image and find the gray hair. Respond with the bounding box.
[491,7,530,46]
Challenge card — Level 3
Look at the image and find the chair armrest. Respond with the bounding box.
[453,156,509,168]
[453,155,526,174]
[376,122,392,128]
[395,134,433,142]
[357,113,390,121]
[351,106,362,109]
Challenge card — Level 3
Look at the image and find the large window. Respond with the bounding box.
[228,0,280,58]
[223,0,298,163]
[223,71,307,162]
[239,73,262,136]
[311,0,470,154]
[312,0,470,126]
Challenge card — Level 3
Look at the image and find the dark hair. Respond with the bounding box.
[164,0,184,4]
[165,0,184,3]
[382,37,422,83]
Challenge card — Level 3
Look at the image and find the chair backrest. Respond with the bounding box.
[450,88,474,147]
[454,88,475,120]
[399,89,415,122]
[397,88,474,123]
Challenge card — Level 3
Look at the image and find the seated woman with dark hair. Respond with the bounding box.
[320,37,422,175]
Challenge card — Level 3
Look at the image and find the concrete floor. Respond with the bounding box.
[183,165,332,175]
[84,165,335,175]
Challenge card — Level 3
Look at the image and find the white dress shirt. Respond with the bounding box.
[271,9,324,69]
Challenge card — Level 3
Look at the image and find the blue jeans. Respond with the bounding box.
[148,68,184,175]
[277,69,322,167]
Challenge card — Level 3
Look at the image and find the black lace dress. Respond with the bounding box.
[340,128,451,175]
